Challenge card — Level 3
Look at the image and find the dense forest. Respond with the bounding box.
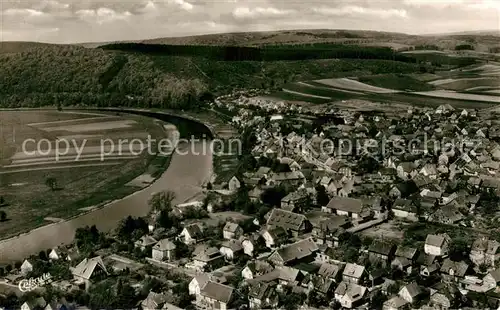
[0,44,432,109]
[101,43,413,62]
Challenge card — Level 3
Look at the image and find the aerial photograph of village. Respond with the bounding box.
[0,0,499,309]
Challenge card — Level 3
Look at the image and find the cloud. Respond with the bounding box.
[313,6,408,18]
[76,8,132,24]
[404,0,499,11]
[3,8,45,17]
[171,0,194,11]
[232,7,294,19]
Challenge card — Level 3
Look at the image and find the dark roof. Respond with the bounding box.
[395,246,418,260]
[270,238,319,264]
[248,282,275,300]
[264,226,288,241]
[425,234,450,247]
[489,269,500,283]
[429,205,464,224]
[223,222,241,233]
[184,224,203,238]
[392,199,415,212]
[319,216,351,232]
[267,208,308,232]
[200,281,234,303]
[318,263,342,279]
[440,259,469,278]
[325,197,363,214]
[401,282,422,298]
[416,252,436,266]
[368,240,395,256]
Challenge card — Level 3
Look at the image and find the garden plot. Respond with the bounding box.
[315,78,399,93]
[41,119,137,133]
[27,116,114,127]
[412,90,500,103]
[6,156,139,168]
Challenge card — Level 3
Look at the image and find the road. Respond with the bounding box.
[0,140,212,263]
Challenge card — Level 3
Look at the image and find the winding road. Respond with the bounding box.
[0,132,213,263]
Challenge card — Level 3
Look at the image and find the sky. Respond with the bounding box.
[0,0,498,43]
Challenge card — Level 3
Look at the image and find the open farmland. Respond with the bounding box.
[0,110,171,238]
[315,78,400,93]
[429,77,500,91]
[412,90,500,103]
[357,74,436,91]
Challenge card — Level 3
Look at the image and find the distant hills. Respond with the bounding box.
[0,28,497,111]
[2,28,498,53]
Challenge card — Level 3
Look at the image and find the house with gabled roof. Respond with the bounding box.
[70,256,108,291]
[342,263,366,284]
[20,259,33,276]
[266,208,311,237]
[48,248,62,261]
[223,222,243,240]
[196,281,234,310]
[392,246,418,275]
[189,274,210,295]
[323,197,367,219]
[429,282,460,309]
[392,199,418,221]
[440,258,469,282]
[368,241,396,267]
[152,239,176,262]
[280,190,309,212]
[220,239,243,260]
[267,171,305,187]
[399,282,425,304]
[193,247,224,272]
[248,282,279,309]
[428,205,464,225]
[134,235,158,251]
[261,227,287,249]
[178,223,203,245]
[470,237,500,267]
[241,260,273,280]
[424,233,451,257]
[267,238,318,266]
[383,296,409,310]
[334,281,367,309]
[140,291,167,310]
[318,262,343,282]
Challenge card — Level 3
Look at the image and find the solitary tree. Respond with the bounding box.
[45,177,58,191]
[148,191,175,213]
[0,196,5,206]
[0,211,6,222]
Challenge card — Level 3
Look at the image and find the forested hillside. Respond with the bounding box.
[0,44,425,109]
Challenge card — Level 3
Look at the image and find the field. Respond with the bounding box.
[270,61,500,108]
[357,74,436,91]
[0,110,171,238]
[412,90,500,103]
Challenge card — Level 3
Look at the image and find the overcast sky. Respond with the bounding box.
[0,0,498,43]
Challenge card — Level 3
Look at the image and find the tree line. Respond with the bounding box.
[101,43,414,62]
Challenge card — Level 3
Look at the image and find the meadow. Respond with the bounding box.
[0,110,170,238]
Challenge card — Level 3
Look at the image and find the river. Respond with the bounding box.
[0,124,213,263]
